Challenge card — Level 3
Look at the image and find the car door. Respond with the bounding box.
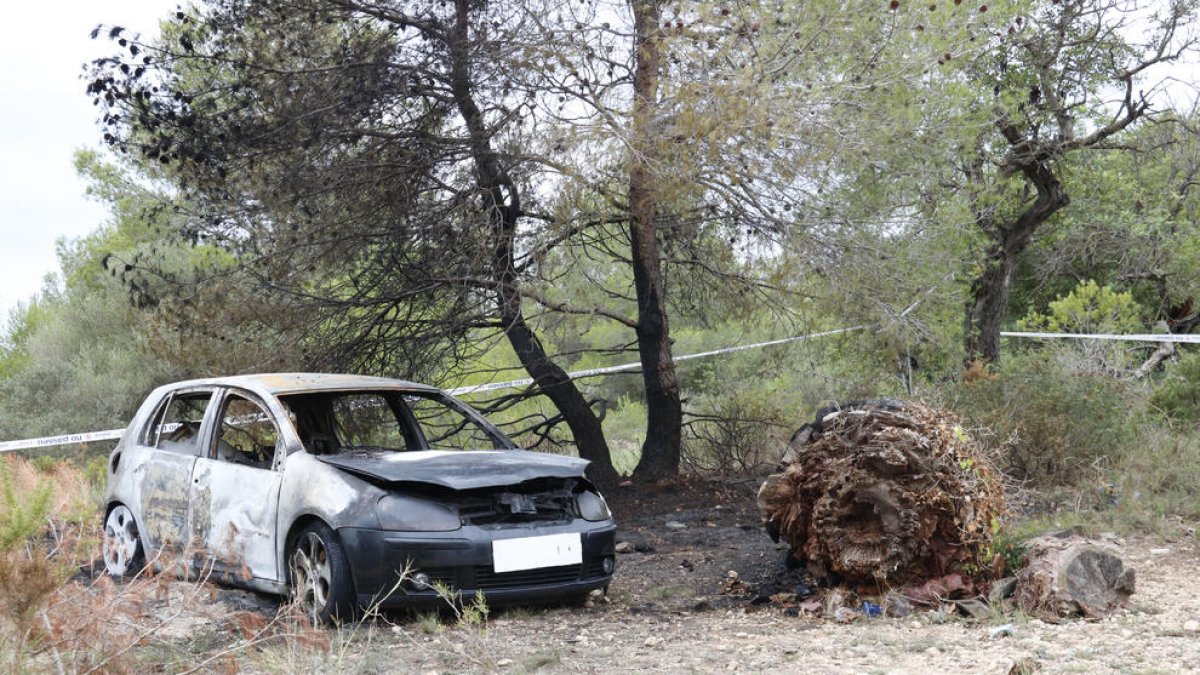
[188,388,283,584]
[136,389,217,556]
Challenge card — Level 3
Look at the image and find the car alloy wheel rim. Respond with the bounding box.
[291,532,332,621]
[103,505,138,576]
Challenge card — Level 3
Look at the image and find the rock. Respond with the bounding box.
[496,659,513,667]
[834,607,860,623]
[989,623,1015,639]
[953,598,992,620]
[634,541,656,553]
[989,576,1018,604]
[1184,620,1200,632]
[665,520,687,530]
[883,594,913,618]
[1150,547,1170,555]
[794,582,813,598]
[930,605,951,624]
[822,589,847,617]
[615,541,635,553]
[644,636,663,648]
[1014,535,1135,620]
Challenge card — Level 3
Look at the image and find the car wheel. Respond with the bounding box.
[103,504,145,578]
[288,522,357,624]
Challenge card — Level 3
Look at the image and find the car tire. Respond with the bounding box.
[103,503,146,579]
[288,522,357,625]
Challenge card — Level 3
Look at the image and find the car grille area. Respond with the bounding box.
[415,558,609,593]
[452,479,578,526]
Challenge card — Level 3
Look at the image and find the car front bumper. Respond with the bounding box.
[339,520,616,608]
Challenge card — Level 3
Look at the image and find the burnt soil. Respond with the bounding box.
[98,478,1200,673]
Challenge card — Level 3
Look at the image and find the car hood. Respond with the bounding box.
[316,449,591,490]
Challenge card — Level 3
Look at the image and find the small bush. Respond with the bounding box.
[943,352,1142,487]
[1017,280,1142,334]
[1150,348,1200,422]
[1017,281,1147,375]
[682,390,790,475]
[1107,426,1200,523]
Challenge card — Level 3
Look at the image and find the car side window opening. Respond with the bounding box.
[212,394,280,470]
[148,392,213,456]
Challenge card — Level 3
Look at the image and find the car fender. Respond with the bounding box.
[276,452,384,582]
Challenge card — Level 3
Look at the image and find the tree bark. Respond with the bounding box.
[963,122,1070,364]
[628,0,683,482]
[448,0,618,486]
[1014,534,1135,620]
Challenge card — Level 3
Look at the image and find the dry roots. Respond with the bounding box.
[758,401,1005,588]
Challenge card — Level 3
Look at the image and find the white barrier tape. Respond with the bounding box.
[448,325,866,397]
[1001,331,1200,344]
[0,429,125,454]
[0,325,865,452]
[4,326,1194,453]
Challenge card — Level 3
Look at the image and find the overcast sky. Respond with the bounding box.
[0,0,172,320]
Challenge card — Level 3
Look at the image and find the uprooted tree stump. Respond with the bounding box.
[758,401,1005,588]
[1014,534,1135,620]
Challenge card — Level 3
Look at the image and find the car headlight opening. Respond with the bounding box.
[375,495,462,532]
[576,490,611,521]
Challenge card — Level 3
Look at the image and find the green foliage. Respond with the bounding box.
[1106,425,1200,523]
[985,521,1029,578]
[943,351,1142,487]
[1150,349,1200,422]
[0,461,51,553]
[1017,280,1143,334]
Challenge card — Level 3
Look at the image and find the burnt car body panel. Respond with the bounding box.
[103,374,616,607]
[316,449,593,490]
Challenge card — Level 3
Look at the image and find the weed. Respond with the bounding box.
[522,649,562,671]
[415,611,444,635]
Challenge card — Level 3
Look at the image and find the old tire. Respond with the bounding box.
[103,504,146,579]
[288,522,357,625]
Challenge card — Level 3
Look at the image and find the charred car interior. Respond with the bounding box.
[102,374,616,623]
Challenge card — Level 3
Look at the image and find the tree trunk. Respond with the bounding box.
[628,0,682,483]
[447,0,618,486]
[963,122,1070,365]
[1014,534,1135,620]
[963,247,1016,364]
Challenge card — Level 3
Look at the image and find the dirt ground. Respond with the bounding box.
[116,480,1200,674]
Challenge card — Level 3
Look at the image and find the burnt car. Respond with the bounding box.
[102,374,616,622]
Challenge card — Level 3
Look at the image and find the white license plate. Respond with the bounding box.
[491,533,582,573]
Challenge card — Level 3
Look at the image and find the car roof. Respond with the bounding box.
[158,373,442,397]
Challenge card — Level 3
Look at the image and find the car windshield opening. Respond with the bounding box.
[280,390,509,454]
